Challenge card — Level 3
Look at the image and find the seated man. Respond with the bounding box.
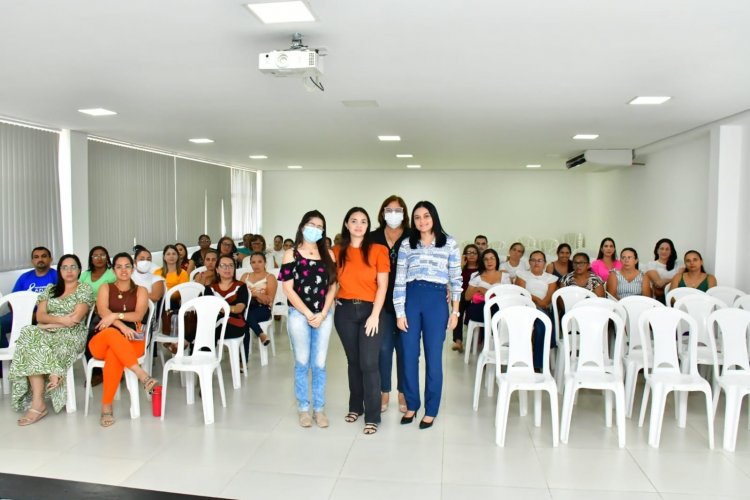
[474,235,489,254]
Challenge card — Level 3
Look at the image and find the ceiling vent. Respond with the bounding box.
[566,149,638,170]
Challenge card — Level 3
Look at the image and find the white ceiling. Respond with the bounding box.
[1,0,749,171]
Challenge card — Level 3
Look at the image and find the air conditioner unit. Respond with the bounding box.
[566,149,636,170]
[259,49,323,77]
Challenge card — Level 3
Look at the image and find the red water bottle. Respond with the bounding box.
[152,385,162,417]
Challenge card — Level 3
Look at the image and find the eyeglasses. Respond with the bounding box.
[92,254,107,260]
[60,265,79,271]
[384,208,404,214]
[529,259,545,264]
[114,264,133,270]
[573,261,588,266]
[218,264,234,270]
[465,251,478,256]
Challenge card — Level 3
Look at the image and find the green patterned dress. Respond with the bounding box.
[9,282,94,413]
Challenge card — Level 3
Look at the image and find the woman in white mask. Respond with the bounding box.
[278,210,338,428]
[370,195,409,414]
[131,247,165,303]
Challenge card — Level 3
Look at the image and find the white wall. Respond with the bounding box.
[262,169,592,250]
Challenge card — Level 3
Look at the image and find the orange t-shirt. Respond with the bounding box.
[334,243,390,302]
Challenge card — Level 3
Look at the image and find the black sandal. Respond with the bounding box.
[344,412,363,423]
[363,423,378,435]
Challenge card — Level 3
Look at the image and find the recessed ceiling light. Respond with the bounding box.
[249,155,268,159]
[78,108,117,116]
[406,165,421,169]
[378,135,401,141]
[245,1,315,24]
[287,165,303,169]
[189,138,214,144]
[573,134,599,140]
[526,164,542,169]
[396,154,413,158]
[628,96,671,105]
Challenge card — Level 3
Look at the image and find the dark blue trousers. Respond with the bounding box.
[379,310,404,393]
[401,281,449,417]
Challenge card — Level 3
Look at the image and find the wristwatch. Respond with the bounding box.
[118,313,125,320]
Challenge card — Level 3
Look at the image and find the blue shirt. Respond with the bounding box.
[12,268,57,294]
[393,235,462,317]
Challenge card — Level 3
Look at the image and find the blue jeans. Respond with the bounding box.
[379,310,404,393]
[287,307,333,412]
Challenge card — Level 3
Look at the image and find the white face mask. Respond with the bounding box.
[384,212,404,229]
[136,260,152,273]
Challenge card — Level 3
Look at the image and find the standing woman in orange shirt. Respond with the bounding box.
[334,207,390,435]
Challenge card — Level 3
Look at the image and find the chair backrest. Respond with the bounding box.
[484,294,534,353]
[552,287,597,338]
[734,295,750,310]
[164,282,204,311]
[562,306,625,377]
[176,296,229,359]
[665,286,704,307]
[189,266,207,282]
[492,306,552,378]
[619,296,664,352]
[571,296,627,323]
[673,294,726,349]
[708,308,750,377]
[0,291,38,351]
[485,284,532,300]
[707,286,747,308]
[639,307,699,377]
[142,299,156,347]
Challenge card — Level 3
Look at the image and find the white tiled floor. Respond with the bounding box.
[1,322,749,499]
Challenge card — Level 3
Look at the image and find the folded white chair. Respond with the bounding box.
[0,291,39,395]
[161,296,228,425]
[637,307,714,449]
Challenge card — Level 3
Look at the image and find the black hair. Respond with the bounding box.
[474,235,488,243]
[597,237,616,260]
[175,242,189,261]
[87,246,111,271]
[250,251,267,263]
[198,234,211,242]
[684,250,707,273]
[293,210,337,283]
[283,238,294,246]
[249,234,267,251]
[477,249,501,274]
[572,252,591,264]
[111,252,137,292]
[653,238,678,272]
[408,201,447,249]
[31,246,51,259]
[134,246,150,260]
[274,235,283,241]
[620,247,640,270]
[338,207,373,269]
[51,254,82,299]
[462,244,480,270]
[508,242,525,258]
[529,250,547,264]
[556,243,573,273]
[217,236,237,256]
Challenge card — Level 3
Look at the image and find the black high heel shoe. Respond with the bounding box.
[400,411,416,425]
[419,417,435,429]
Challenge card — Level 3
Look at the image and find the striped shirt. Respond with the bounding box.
[393,235,462,317]
[613,269,644,299]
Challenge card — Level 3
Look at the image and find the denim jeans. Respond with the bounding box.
[287,307,333,412]
[379,310,403,393]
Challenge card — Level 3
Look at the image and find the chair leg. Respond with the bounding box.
[648,386,668,448]
[624,364,638,418]
[495,385,512,446]
[268,321,276,357]
[124,370,140,419]
[464,325,473,365]
[2,361,10,394]
[228,341,241,389]
[614,385,626,448]
[485,363,494,396]
[554,347,565,394]
[519,390,528,416]
[638,382,651,427]
[703,388,715,450]
[186,372,195,405]
[66,364,77,413]
[472,358,485,411]
[259,339,269,366]
[217,366,226,407]
[604,390,613,428]
[84,362,93,417]
[723,388,740,452]
[547,387,560,447]
[534,391,542,427]
[160,368,170,420]
[560,382,576,444]
[240,343,248,378]
[198,371,215,425]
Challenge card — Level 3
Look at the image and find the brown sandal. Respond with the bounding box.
[100,411,115,428]
[18,407,48,426]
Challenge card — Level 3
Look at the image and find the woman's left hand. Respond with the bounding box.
[447,314,458,331]
[364,314,379,336]
[96,312,118,330]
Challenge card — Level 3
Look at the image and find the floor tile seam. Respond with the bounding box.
[626,447,662,494]
[528,422,554,497]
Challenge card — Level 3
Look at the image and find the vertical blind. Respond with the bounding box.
[0,122,62,270]
[231,168,257,238]
[175,158,232,243]
[88,141,176,253]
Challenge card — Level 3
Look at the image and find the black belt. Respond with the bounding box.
[337,298,373,305]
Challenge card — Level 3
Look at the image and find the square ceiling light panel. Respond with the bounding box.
[246,1,316,23]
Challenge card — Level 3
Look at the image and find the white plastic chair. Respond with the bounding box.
[517,236,536,250]
[161,296,228,425]
[734,295,750,310]
[84,300,155,419]
[472,294,534,411]
[493,306,559,447]
[673,295,726,388]
[707,308,750,451]
[464,284,532,364]
[665,286,704,306]
[707,286,746,308]
[65,308,96,413]
[0,291,38,395]
[147,281,205,375]
[189,266,207,282]
[637,308,714,449]
[619,296,665,418]
[551,287,597,391]
[560,306,627,447]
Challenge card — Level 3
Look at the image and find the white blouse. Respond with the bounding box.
[500,259,530,280]
[468,271,511,289]
[645,260,683,281]
[517,270,557,299]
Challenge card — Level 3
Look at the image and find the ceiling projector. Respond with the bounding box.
[259,32,324,77]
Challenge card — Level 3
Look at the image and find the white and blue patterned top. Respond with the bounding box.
[393,234,462,317]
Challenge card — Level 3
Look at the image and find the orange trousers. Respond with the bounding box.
[88,327,145,405]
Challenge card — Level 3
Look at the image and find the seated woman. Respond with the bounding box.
[10,254,94,425]
[203,255,248,344]
[464,248,511,323]
[645,238,684,303]
[559,252,605,297]
[193,249,219,286]
[283,238,294,251]
[132,247,166,304]
[154,244,188,293]
[237,233,254,258]
[238,252,277,358]
[217,236,238,259]
[515,251,558,372]
[175,243,190,272]
[546,243,573,280]
[669,250,717,292]
[500,242,529,282]
[80,245,116,297]
[451,244,480,353]
[89,253,158,427]
[591,237,622,282]
[188,234,211,274]
[607,248,652,300]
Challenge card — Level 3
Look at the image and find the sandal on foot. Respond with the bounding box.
[45,374,62,393]
[259,333,271,346]
[18,407,48,426]
[344,412,363,423]
[398,393,407,413]
[100,411,115,428]
[363,423,378,435]
[142,377,159,394]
